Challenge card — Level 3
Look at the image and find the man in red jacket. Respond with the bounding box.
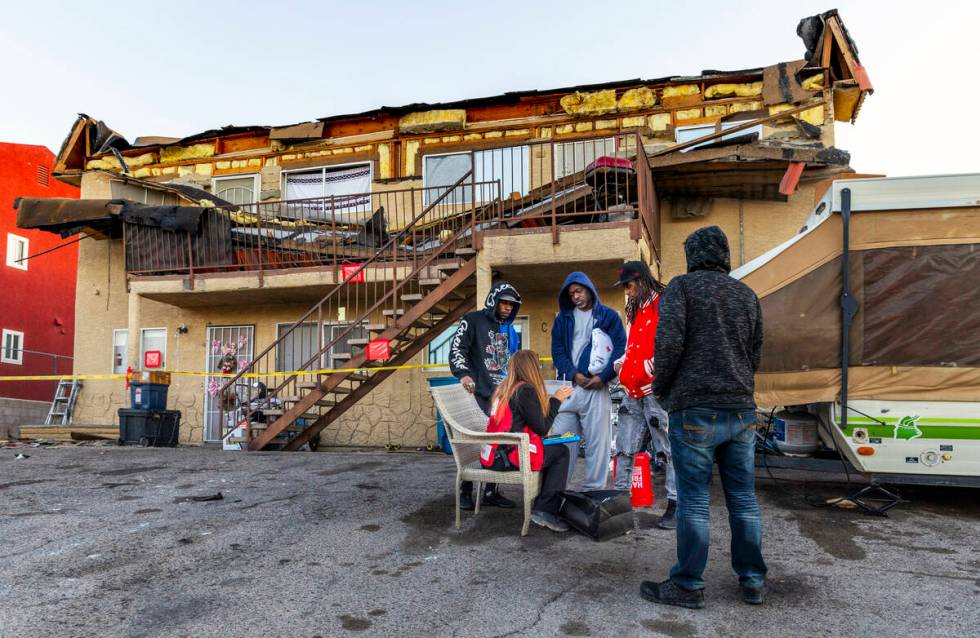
[612,261,676,529]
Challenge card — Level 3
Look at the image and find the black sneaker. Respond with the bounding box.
[459,491,475,511]
[740,584,764,605]
[482,489,516,509]
[640,579,705,610]
[531,510,570,532]
[657,499,677,530]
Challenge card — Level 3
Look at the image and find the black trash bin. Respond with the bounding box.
[118,409,181,447]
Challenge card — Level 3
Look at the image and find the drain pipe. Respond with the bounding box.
[839,188,859,431]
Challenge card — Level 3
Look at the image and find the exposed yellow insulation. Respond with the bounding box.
[85,151,158,171]
[648,113,672,131]
[617,87,657,111]
[662,84,700,98]
[730,101,764,113]
[622,116,647,128]
[675,108,703,121]
[768,103,825,126]
[705,105,728,118]
[377,144,391,179]
[801,74,824,91]
[560,90,618,116]
[403,140,420,176]
[704,82,763,99]
[160,143,216,163]
[398,109,466,134]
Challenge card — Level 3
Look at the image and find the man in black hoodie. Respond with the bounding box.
[640,226,767,610]
[449,281,523,510]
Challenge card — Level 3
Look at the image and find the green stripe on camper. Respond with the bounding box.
[839,423,980,440]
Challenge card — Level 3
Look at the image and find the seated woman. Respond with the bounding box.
[480,350,574,532]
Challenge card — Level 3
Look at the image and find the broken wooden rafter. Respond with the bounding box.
[649,99,826,158]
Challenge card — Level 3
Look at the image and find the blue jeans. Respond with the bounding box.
[668,407,767,591]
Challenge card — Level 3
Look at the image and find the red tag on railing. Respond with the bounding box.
[342,263,365,283]
[367,338,391,361]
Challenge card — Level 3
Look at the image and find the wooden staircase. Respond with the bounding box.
[220,172,486,451]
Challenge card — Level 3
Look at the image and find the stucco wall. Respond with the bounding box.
[658,184,818,281]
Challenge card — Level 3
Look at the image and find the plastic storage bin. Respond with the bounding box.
[130,383,169,410]
[118,409,181,447]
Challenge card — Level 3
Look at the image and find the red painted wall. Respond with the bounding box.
[0,143,79,401]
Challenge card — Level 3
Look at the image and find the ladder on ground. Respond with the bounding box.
[45,380,82,425]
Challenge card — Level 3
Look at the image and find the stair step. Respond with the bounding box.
[347,338,370,346]
[382,309,406,317]
[296,382,320,390]
[366,323,387,332]
[347,372,371,382]
[455,247,476,256]
[332,352,352,361]
[418,278,443,287]
[401,293,424,302]
[280,395,337,407]
[327,385,352,394]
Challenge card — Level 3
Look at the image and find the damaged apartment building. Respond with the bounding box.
[16,10,873,450]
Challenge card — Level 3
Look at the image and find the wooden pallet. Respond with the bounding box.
[17,425,119,442]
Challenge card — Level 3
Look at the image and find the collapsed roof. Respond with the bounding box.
[53,9,871,182]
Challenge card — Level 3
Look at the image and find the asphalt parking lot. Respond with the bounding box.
[1,446,978,637]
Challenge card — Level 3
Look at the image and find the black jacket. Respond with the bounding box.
[653,226,763,412]
[449,281,521,401]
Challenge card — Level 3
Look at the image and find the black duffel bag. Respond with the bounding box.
[558,490,634,541]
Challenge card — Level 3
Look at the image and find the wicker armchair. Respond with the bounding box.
[429,385,541,536]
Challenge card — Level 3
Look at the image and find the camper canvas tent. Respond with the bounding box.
[732,174,980,482]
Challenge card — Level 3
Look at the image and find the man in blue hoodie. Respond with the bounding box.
[550,272,627,491]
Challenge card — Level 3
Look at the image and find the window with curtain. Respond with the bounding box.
[212,175,258,205]
[283,164,372,221]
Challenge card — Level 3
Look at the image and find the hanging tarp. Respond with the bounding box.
[732,175,980,406]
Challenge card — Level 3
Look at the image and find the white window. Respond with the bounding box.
[553,138,617,180]
[282,163,372,221]
[426,316,528,366]
[211,174,259,205]
[140,328,167,369]
[6,234,29,270]
[112,329,128,374]
[1,329,24,365]
[423,147,530,206]
[676,122,763,152]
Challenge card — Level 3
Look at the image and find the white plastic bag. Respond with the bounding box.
[588,328,613,375]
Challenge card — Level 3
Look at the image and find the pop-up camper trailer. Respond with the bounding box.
[732,174,980,488]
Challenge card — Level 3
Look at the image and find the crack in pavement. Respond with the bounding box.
[491,583,577,638]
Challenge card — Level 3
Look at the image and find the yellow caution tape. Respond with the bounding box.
[0,357,555,382]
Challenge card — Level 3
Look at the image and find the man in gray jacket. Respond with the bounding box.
[640,226,766,610]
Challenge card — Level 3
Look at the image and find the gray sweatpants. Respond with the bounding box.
[613,394,676,500]
[550,386,612,491]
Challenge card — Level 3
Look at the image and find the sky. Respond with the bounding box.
[1,0,978,177]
